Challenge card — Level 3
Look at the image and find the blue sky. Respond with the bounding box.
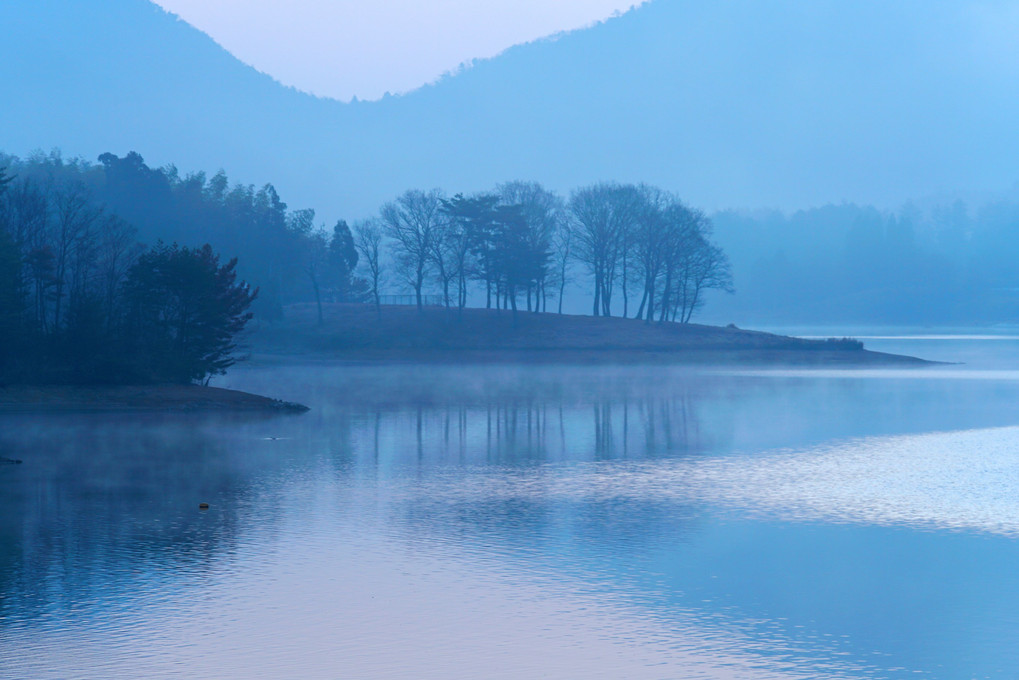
[153,0,646,101]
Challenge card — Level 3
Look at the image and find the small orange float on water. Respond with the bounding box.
[199,502,210,510]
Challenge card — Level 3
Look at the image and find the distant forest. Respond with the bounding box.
[706,199,1019,325]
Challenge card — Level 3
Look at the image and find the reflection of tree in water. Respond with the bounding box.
[356,384,713,466]
[594,395,702,460]
[346,380,712,569]
[339,379,720,609]
[386,401,708,584]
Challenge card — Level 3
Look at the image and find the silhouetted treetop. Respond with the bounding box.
[124,242,257,384]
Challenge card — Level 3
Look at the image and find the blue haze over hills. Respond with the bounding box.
[4,0,1019,323]
[4,0,1019,220]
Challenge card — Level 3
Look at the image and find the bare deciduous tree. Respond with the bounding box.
[50,181,101,329]
[354,218,385,315]
[631,184,673,322]
[96,215,141,328]
[674,216,733,323]
[569,183,639,317]
[428,214,459,308]
[497,181,560,312]
[381,189,444,311]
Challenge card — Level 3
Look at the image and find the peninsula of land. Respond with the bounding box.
[0,305,930,413]
[251,304,930,366]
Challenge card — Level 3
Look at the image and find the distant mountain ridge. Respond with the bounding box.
[3,0,1019,222]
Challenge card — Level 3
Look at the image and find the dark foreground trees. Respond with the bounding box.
[0,162,257,385]
[0,232,256,386]
[1,149,356,322]
[123,243,257,384]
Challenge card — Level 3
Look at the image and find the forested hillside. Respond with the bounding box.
[4,0,1019,220]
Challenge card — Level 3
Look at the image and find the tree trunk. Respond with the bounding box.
[684,284,701,323]
[508,283,518,326]
[658,271,672,323]
[311,274,323,326]
[636,285,648,321]
[600,271,612,317]
[621,258,629,318]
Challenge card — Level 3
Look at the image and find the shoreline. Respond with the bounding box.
[243,346,934,367]
[0,384,309,414]
[248,303,935,367]
[1,309,938,413]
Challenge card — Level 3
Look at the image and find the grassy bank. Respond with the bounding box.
[250,303,928,365]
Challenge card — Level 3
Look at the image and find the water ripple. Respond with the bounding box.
[405,426,1019,537]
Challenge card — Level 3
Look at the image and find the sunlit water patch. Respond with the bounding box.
[406,425,1019,537]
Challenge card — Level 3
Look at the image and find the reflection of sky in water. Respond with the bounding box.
[4,338,1019,678]
[389,424,1019,536]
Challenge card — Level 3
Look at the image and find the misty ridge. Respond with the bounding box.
[4,0,1019,218]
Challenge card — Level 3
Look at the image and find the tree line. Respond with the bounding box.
[0,158,259,384]
[0,149,733,383]
[2,151,732,325]
[0,150,367,318]
[360,181,732,321]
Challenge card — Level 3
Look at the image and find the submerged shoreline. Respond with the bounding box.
[0,384,309,414]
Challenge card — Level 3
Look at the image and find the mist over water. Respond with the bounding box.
[6,0,1019,675]
[4,336,1019,678]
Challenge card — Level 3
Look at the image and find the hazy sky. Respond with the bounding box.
[153,0,645,101]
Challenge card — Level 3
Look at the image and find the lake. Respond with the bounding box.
[3,334,1019,678]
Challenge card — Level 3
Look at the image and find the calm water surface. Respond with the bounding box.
[3,335,1019,678]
